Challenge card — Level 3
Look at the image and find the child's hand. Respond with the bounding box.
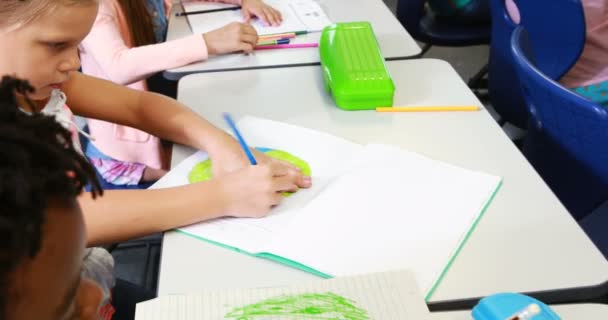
[241,0,283,26]
[215,161,312,217]
[207,135,307,184]
[203,22,258,55]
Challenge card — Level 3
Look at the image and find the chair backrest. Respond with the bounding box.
[396,0,429,42]
[396,0,491,46]
[511,26,608,220]
[488,0,585,128]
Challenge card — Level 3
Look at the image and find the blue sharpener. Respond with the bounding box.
[472,293,561,319]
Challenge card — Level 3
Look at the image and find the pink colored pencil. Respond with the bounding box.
[255,43,318,50]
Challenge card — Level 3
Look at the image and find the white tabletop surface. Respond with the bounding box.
[430,304,608,320]
[158,59,608,303]
[164,0,421,79]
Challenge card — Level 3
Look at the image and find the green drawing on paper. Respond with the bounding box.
[188,159,213,183]
[188,148,311,196]
[264,149,312,177]
[224,292,369,320]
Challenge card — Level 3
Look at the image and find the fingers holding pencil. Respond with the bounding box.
[203,22,259,55]
[239,23,259,53]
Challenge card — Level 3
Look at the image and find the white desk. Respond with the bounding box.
[164,0,421,79]
[431,304,608,320]
[158,59,608,302]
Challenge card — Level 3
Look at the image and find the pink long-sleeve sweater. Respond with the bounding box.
[80,0,209,169]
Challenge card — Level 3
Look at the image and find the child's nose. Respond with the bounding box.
[59,50,81,73]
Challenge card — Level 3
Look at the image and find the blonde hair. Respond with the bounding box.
[0,0,96,30]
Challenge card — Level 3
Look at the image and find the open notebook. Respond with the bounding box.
[182,0,332,36]
[151,117,502,299]
[135,270,432,319]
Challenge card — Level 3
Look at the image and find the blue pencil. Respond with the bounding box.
[222,113,258,165]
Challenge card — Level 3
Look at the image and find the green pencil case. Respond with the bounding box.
[320,22,395,110]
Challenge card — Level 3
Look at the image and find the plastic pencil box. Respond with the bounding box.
[319,22,395,110]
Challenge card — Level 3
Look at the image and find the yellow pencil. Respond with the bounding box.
[258,34,296,41]
[375,106,480,112]
[259,32,296,39]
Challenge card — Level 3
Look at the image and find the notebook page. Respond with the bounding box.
[135,270,432,319]
[265,144,502,296]
[149,150,319,251]
[184,0,332,36]
[150,117,362,253]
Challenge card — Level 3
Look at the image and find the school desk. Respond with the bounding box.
[156,59,608,303]
[163,0,421,79]
[431,304,608,320]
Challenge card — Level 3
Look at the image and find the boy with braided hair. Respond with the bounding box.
[0,76,112,320]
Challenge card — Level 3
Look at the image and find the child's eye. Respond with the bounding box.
[47,42,68,50]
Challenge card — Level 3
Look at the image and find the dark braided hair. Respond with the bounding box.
[0,76,103,315]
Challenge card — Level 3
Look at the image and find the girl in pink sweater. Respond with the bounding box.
[506,0,608,108]
[80,0,282,188]
[0,0,310,247]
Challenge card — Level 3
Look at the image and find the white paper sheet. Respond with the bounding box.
[265,144,502,295]
[135,270,432,320]
[153,117,501,297]
[183,0,332,36]
[151,117,361,253]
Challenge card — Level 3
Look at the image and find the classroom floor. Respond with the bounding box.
[111,0,515,291]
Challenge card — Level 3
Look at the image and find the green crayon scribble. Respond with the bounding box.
[224,292,369,320]
[188,148,311,196]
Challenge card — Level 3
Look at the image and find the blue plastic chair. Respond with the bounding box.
[396,0,492,91]
[396,0,491,54]
[511,27,608,222]
[488,0,585,128]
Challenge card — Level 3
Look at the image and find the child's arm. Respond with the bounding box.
[80,1,257,85]
[65,72,241,170]
[79,181,226,246]
[64,73,311,245]
[80,160,309,246]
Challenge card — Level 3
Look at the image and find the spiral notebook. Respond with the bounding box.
[151,117,502,300]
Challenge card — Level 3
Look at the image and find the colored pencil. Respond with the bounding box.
[257,38,291,46]
[260,30,308,37]
[254,43,318,50]
[222,113,257,165]
[176,6,240,17]
[258,34,297,41]
[375,106,480,112]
